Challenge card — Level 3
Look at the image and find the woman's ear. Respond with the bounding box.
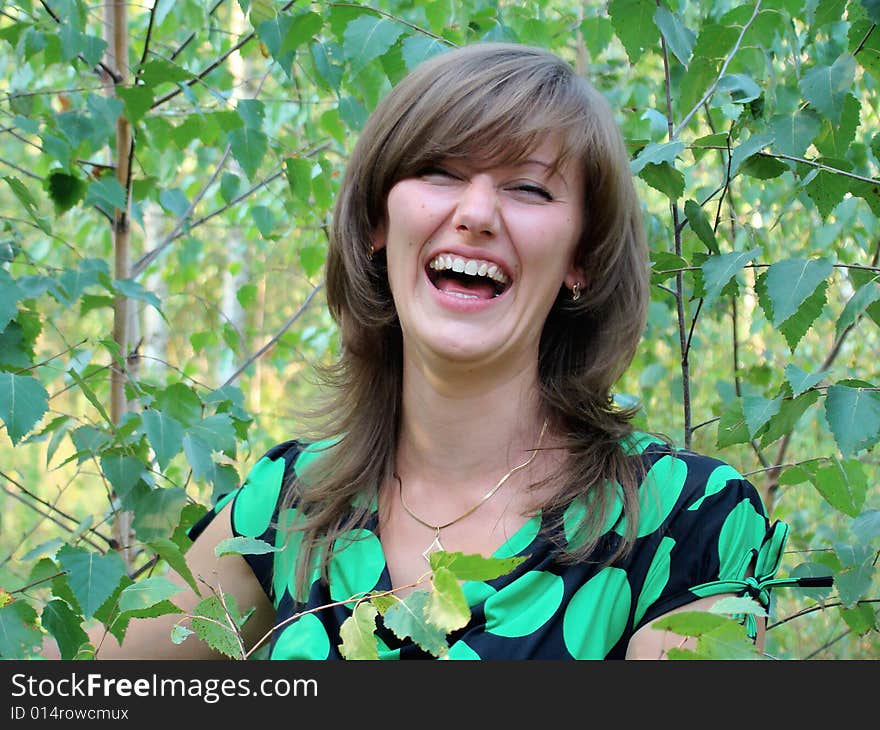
[563,264,587,295]
[371,222,387,253]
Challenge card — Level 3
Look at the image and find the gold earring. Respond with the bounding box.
[369,244,374,261]
[572,282,581,301]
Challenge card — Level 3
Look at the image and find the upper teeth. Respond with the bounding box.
[428,255,509,285]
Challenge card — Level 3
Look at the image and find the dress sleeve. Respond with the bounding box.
[187,439,303,600]
[631,449,790,639]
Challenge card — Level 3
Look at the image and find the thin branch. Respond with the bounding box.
[220,282,324,388]
[132,141,330,277]
[0,482,108,552]
[131,144,231,276]
[765,238,880,505]
[853,22,876,56]
[658,14,692,447]
[328,2,454,44]
[170,0,229,61]
[149,1,297,110]
[674,0,763,136]
[691,146,880,186]
[0,157,43,180]
[37,0,121,82]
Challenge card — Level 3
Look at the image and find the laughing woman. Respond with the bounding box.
[90,42,796,660]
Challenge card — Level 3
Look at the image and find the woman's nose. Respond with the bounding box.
[452,175,498,237]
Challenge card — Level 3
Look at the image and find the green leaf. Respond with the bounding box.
[40,598,89,659]
[609,0,659,64]
[836,278,880,340]
[862,0,880,23]
[251,205,275,237]
[138,58,194,88]
[0,372,49,445]
[215,536,278,557]
[100,453,145,498]
[742,394,783,438]
[778,282,828,351]
[0,269,23,332]
[716,398,750,448]
[850,17,880,82]
[785,364,827,397]
[310,41,344,91]
[342,16,405,77]
[66,367,111,425]
[840,603,877,635]
[186,413,236,454]
[814,94,860,158]
[3,176,51,234]
[824,382,880,455]
[427,566,470,634]
[57,545,127,619]
[700,248,761,309]
[429,551,526,581]
[683,199,719,254]
[279,11,323,56]
[228,127,268,180]
[383,589,449,657]
[401,35,448,70]
[299,245,326,279]
[85,176,127,212]
[803,159,853,219]
[770,110,822,157]
[653,7,695,67]
[283,157,312,203]
[666,619,762,660]
[730,133,774,176]
[220,172,241,204]
[154,383,202,426]
[760,390,820,448]
[131,487,188,542]
[851,510,880,543]
[800,55,856,124]
[638,162,684,200]
[191,594,246,659]
[630,141,684,174]
[117,576,185,614]
[171,625,194,644]
[148,538,200,595]
[338,602,379,659]
[142,409,184,471]
[811,457,867,518]
[45,171,86,213]
[116,85,154,125]
[764,257,833,327]
[0,600,42,658]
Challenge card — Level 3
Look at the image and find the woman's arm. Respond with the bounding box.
[51,502,276,660]
[625,592,766,660]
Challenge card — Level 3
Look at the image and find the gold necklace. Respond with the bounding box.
[395,419,549,565]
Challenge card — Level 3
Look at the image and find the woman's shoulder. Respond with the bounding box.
[623,430,767,518]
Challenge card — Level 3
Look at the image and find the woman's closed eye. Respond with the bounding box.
[510,183,554,202]
[419,166,459,181]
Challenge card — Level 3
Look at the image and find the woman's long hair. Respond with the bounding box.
[281,42,650,598]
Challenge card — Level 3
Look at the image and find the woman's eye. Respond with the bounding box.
[419,166,457,180]
[513,184,554,201]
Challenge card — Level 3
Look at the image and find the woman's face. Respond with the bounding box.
[373,138,585,377]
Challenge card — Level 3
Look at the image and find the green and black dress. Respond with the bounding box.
[189,433,795,659]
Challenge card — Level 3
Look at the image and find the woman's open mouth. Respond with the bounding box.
[426,254,510,300]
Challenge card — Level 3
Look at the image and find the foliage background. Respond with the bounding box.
[0,0,878,659]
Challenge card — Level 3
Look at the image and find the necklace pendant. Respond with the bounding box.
[422,532,444,564]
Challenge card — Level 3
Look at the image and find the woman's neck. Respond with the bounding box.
[395,357,550,494]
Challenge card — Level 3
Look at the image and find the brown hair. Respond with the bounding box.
[284,42,650,596]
